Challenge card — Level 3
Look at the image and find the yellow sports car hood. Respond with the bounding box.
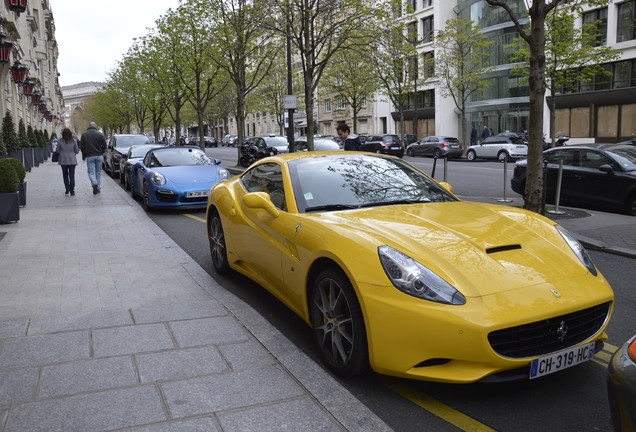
[318,201,593,297]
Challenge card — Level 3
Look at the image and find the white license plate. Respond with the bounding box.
[186,190,209,198]
[450,145,459,148]
[529,342,596,379]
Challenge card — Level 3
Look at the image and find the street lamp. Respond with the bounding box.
[0,31,12,63]
[10,61,27,83]
[31,89,41,105]
[5,0,27,14]
[22,78,35,96]
[38,101,46,113]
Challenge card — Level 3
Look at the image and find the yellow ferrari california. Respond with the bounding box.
[205,152,614,383]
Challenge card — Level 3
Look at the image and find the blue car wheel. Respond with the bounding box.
[143,182,154,212]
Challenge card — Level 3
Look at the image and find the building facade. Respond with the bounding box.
[0,0,64,137]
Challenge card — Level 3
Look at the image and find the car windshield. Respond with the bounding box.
[289,155,457,213]
[608,147,636,171]
[130,145,158,158]
[116,135,150,147]
[149,148,211,167]
[293,139,341,151]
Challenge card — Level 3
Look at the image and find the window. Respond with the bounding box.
[407,0,416,12]
[617,1,636,42]
[422,51,434,77]
[335,97,346,110]
[240,163,287,210]
[582,8,608,46]
[324,99,331,113]
[408,55,418,82]
[407,21,417,43]
[423,0,433,7]
[421,16,434,43]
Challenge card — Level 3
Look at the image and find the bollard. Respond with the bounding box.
[498,155,513,203]
[431,154,437,178]
[547,160,566,214]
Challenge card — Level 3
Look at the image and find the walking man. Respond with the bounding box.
[80,122,107,194]
[336,124,361,151]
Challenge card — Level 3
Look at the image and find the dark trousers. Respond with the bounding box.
[61,165,76,192]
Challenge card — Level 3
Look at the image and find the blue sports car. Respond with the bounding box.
[131,146,229,211]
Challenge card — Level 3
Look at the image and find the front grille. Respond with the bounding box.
[488,302,611,358]
[180,196,207,203]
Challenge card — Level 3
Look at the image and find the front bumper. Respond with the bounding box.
[358,274,613,383]
[607,336,636,431]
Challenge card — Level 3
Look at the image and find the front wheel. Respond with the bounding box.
[208,210,230,274]
[466,150,477,161]
[433,148,442,159]
[406,148,414,157]
[142,182,154,212]
[627,193,636,216]
[309,267,369,377]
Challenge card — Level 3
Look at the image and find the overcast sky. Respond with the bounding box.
[52,0,180,87]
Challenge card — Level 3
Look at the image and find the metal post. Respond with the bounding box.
[443,156,448,182]
[547,160,566,214]
[431,155,437,178]
[498,156,512,202]
[285,1,295,153]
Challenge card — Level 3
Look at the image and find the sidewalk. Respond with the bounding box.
[0,158,391,432]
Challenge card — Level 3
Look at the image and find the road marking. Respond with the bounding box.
[592,342,618,367]
[384,380,497,432]
[183,213,206,223]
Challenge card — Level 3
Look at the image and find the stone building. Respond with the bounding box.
[61,81,104,135]
[0,0,64,137]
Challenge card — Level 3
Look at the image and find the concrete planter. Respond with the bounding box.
[0,192,19,223]
[18,181,26,207]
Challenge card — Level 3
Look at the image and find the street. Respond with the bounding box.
[125,147,636,432]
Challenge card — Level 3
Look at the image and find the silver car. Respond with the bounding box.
[466,135,528,162]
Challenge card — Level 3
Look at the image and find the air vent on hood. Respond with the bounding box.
[486,244,521,254]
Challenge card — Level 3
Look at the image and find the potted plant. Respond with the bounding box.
[27,124,38,167]
[2,111,20,163]
[3,158,26,206]
[18,119,31,172]
[0,158,19,223]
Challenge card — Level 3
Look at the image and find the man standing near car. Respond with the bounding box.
[80,122,107,195]
[336,124,361,151]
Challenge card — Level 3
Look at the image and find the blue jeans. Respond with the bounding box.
[61,165,76,192]
[86,156,103,189]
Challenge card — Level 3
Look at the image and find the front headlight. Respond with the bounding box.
[219,169,229,180]
[151,172,166,186]
[378,246,466,305]
[555,225,597,276]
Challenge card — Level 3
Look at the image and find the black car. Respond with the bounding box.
[119,144,164,190]
[188,136,218,147]
[511,144,636,215]
[359,134,404,158]
[103,134,150,179]
[607,335,636,432]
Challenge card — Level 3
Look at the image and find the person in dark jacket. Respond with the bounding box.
[56,128,80,196]
[80,122,107,194]
[336,124,361,151]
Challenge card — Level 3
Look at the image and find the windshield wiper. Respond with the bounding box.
[304,204,360,212]
[359,198,431,208]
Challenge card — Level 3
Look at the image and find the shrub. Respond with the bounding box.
[2,158,25,183]
[0,159,19,193]
[18,119,28,149]
[2,111,18,152]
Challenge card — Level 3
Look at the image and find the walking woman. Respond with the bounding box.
[57,127,80,195]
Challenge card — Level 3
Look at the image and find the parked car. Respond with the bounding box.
[618,137,636,146]
[263,135,290,154]
[206,151,614,383]
[120,144,165,191]
[130,146,228,211]
[103,134,151,179]
[467,135,527,162]
[406,136,463,158]
[607,335,636,431]
[293,137,342,152]
[239,137,279,167]
[403,134,418,145]
[189,136,218,147]
[359,134,405,157]
[511,144,636,215]
[222,134,238,147]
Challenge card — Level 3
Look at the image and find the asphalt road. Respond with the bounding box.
[124,147,634,431]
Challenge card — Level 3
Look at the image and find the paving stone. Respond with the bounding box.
[218,397,343,432]
[0,368,38,405]
[132,301,226,324]
[5,386,166,432]
[128,417,219,432]
[161,367,305,418]
[28,309,133,335]
[0,318,29,338]
[0,331,89,369]
[39,357,137,398]
[219,341,277,370]
[169,316,250,348]
[92,324,174,357]
[136,346,228,383]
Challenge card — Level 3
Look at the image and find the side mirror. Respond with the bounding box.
[598,164,614,174]
[243,192,279,218]
[438,181,453,193]
[134,161,144,169]
[214,159,221,165]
